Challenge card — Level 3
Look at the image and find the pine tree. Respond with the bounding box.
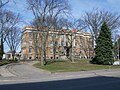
[92,22,114,65]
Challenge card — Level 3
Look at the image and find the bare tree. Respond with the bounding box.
[0,10,20,43]
[27,0,70,66]
[0,0,18,59]
[0,10,20,60]
[0,0,10,8]
[6,27,21,60]
[76,34,94,59]
[60,17,86,62]
[48,17,65,60]
[83,8,120,41]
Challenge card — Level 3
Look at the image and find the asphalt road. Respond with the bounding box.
[0,62,120,90]
[0,76,120,90]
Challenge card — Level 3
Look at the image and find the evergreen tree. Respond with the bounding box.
[0,39,4,60]
[92,22,114,65]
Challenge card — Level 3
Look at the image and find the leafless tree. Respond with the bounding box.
[1,9,21,60]
[0,0,10,8]
[60,17,86,62]
[27,0,70,66]
[0,10,20,43]
[76,34,94,59]
[6,27,21,60]
[83,8,120,41]
[0,0,17,59]
[47,16,65,60]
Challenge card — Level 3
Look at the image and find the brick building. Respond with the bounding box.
[21,26,94,60]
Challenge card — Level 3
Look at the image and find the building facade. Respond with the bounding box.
[21,26,94,60]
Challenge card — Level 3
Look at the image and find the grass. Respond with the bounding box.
[34,59,120,73]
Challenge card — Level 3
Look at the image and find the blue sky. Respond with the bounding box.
[70,0,120,18]
[5,0,120,26]
[3,0,120,52]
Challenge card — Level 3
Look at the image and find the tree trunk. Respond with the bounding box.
[40,36,44,66]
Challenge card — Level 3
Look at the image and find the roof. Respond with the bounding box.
[22,26,93,36]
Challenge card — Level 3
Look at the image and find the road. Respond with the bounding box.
[0,61,120,90]
[0,76,120,90]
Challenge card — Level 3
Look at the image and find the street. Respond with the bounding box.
[0,76,120,90]
[0,62,120,90]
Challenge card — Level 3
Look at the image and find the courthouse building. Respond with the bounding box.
[21,26,94,60]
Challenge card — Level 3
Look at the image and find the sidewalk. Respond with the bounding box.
[52,69,120,79]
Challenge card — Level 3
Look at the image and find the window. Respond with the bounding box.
[89,44,93,48]
[50,48,53,53]
[62,48,64,54]
[29,47,32,53]
[29,32,33,40]
[56,49,59,53]
[50,41,53,46]
[61,35,64,38]
[86,37,89,48]
[51,57,53,59]
[29,57,32,59]
[29,41,32,46]
[56,34,58,38]
[61,41,64,46]
[90,37,93,42]
[80,36,82,41]
[80,44,82,48]
[35,47,38,54]
[55,41,58,46]
[50,34,52,38]
[75,41,77,46]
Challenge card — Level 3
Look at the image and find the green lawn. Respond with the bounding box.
[34,59,120,73]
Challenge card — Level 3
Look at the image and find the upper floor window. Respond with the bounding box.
[56,34,58,38]
[90,37,93,42]
[29,41,32,46]
[50,34,52,38]
[56,49,59,53]
[50,48,53,53]
[61,35,64,39]
[55,41,58,46]
[80,44,82,48]
[61,41,64,46]
[80,36,82,41]
[29,47,32,53]
[50,41,53,46]
[29,32,33,40]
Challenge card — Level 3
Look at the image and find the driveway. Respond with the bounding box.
[0,61,51,84]
[7,61,51,79]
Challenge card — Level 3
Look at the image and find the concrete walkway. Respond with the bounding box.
[0,61,120,85]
